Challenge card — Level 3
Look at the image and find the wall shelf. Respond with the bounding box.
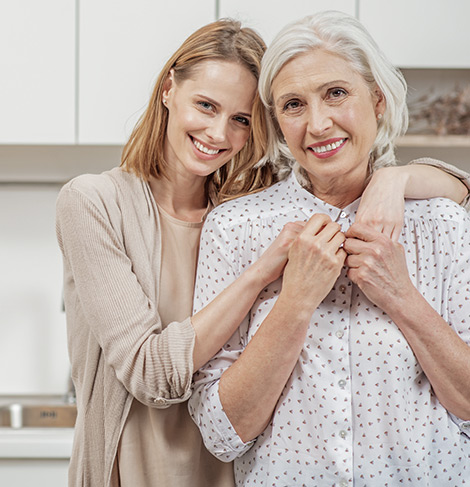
[397,135,470,148]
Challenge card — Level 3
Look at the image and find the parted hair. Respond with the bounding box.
[258,10,409,178]
[121,19,275,204]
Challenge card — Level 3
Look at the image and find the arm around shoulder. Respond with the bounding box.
[406,157,470,208]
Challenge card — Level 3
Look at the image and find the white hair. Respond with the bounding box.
[258,10,409,179]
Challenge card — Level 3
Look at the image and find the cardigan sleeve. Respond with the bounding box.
[56,181,196,408]
[407,157,470,211]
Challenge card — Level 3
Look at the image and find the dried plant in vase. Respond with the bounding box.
[407,84,470,136]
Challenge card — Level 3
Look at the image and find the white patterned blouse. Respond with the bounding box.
[189,170,470,487]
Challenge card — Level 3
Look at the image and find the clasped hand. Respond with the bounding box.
[343,222,414,314]
[277,214,414,316]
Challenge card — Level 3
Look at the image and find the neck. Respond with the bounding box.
[306,167,369,209]
[149,171,208,222]
[312,182,366,208]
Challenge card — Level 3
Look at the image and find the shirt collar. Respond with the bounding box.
[286,170,361,224]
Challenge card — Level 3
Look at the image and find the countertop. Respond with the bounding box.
[0,395,74,458]
[0,427,74,458]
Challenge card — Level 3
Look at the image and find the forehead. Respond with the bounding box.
[176,59,257,109]
[272,49,365,96]
[179,59,256,91]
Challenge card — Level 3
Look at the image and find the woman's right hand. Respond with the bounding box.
[281,213,346,314]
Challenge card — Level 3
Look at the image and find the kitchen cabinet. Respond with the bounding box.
[0,428,73,487]
[358,0,470,68]
[78,0,216,145]
[219,0,356,46]
[0,0,75,144]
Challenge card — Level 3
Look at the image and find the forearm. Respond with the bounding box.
[219,295,313,443]
[191,265,267,371]
[386,287,470,420]
[400,164,468,203]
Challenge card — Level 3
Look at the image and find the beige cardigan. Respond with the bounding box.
[56,167,196,486]
[56,159,470,486]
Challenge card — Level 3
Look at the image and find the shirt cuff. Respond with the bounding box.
[449,412,470,438]
[192,382,255,462]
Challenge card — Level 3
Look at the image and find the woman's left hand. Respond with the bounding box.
[355,167,407,242]
[343,222,414,313]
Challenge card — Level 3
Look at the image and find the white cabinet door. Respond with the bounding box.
[79,0,215,145]
[219,0,356,46]
[359,0,470,68]
[0,459,69,487]
[0,0,75,144]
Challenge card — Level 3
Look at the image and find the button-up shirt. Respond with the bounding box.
[189,171,470,487]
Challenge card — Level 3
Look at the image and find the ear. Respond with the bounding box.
[162,69,175,104]
[373,85,386,117]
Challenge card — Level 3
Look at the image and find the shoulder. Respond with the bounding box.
[405,197,469,225]
[207,177,292,230]
[57,167,142,214]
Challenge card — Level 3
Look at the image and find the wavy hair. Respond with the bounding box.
[258,10,409,179]
[121,19,275,204]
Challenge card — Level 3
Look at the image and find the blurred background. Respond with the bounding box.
[0,0,469,483]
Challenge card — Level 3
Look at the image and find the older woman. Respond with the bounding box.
[189,11,470,486]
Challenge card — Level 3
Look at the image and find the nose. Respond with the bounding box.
[307,104,333,137]
[205,116,228,143]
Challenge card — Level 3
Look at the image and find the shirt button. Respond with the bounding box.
[339,430,347,439]
[461,421,470,430]
[339,480,349,487]
[340,211,347,218]
[335,330,344,338]
[339,284,346,293]
[153,398,166,406]
[338,379,347,389]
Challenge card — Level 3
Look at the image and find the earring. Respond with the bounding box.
[162,97,168,106]
[377,113,383,120]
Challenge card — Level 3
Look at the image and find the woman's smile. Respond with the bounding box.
[190,135,226,158]
[307,137,348,158]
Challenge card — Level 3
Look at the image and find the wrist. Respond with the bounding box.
[275,291,320,324]
[242,264,270,292]
[375,166,409,195]
[379,283,421,323]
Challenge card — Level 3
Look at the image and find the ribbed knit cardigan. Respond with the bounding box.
[56,167,196,487]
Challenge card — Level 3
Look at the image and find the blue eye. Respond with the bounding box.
[233,116,250,126]
[197,101,214,111]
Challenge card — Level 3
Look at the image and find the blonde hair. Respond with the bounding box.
[259,11,409,179]
[121,19,275,204]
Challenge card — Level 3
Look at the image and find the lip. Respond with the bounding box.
[307,137,347,159]
[190,135,227,160]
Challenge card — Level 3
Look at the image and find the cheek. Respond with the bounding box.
[230,128,251,153]
[278,118,304,147]
[169,104,202,132]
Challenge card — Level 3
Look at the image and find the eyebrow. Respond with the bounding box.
[196,94,252,118]
[275,79,351,105]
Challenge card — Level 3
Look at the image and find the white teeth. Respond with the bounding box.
[192,139,220,155]
[311,138,346,153]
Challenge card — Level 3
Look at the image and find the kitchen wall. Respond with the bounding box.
[0,146,118,395]
[0,184,68,394]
